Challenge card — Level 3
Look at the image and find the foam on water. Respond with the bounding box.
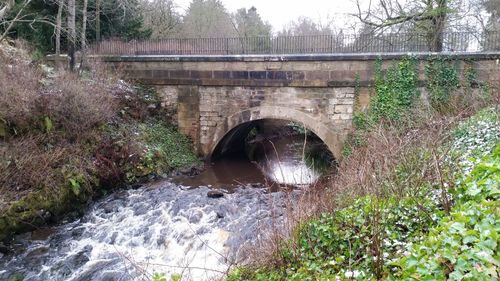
[0,182,293,281]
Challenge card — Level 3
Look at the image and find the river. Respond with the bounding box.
[0,124,335,281]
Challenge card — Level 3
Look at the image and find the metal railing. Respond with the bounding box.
[90,31,500,56]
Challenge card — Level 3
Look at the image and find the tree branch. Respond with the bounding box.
[0,0,33,43]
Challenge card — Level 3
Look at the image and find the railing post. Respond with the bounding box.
[92,31,493,56]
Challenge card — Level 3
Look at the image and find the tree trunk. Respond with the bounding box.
[80,0,88,71]
[0,1,13,21]
[429,0,447,51]
[96,0,101,42]
[55,0,63,55]
[81,0,87,50]
[67,0,76,71]
[0,0,32,43]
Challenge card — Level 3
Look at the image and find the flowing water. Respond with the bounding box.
[0,129,334,281]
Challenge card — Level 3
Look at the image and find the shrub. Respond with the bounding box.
[230,102,497,279]
[0,55,118,140]
[0,135,96,195]
[0,56,42,136]
[393,145,499,280]
[449,107,499,175]
[95,121,200,186]
[38,73,118,141]
[0,43,201,244]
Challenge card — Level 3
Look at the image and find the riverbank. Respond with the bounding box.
[228,58,499,280]
[0,42,201,247]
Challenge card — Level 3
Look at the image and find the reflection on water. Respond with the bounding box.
[257,136,323,186]
[175,134,327,190]
[175,156,265,190]
[177,129,334,189]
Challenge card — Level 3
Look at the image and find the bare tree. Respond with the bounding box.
[480,0,500,49]
[353,0,449,51]
[278,17,337,36]
[140,0,181,38]
[81,0,88,49]
[96,0,100,42]
[67,0,76,70]
[0,0,15,21]
[0,0,33,43]
[55,0,64,55]
[79,0,88,70]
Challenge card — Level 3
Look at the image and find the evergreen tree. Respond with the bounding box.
[180,0,235,38]
[232,7,272,38]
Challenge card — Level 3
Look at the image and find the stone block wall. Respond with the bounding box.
[101,52,500,159]
[157,85,355,160]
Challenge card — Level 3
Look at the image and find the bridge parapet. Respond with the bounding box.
[97,52,500,159]
[102,52,500,87]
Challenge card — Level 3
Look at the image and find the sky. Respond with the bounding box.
[174,0,357,32]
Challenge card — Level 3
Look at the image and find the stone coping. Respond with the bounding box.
[95,52,500,62]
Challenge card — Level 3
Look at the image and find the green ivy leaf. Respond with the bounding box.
[44,116,53,132]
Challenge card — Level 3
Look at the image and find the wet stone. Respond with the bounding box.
[196,226,209,235]
[51,261,72,278]
[67,245,92,269]
[72,260,115,281]
[71,227,85,238]
[0,242,8,254]
[216,204,237,219]
[107,232,118,245]
[207,190,224,198]
[26,246,50,259]
[102,201,121,214]
[130,183,142,189]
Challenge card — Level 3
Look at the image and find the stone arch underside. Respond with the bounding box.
[208,106,345,161]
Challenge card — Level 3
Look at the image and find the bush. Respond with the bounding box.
[394,145,499,280]
[0,55,118,140]
[0,134,98,203]
[0,56,42,135]
[38,73,118,140]
[229,101,498,279]
[0,43,201,244]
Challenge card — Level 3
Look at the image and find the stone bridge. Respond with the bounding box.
[98,53,500,160]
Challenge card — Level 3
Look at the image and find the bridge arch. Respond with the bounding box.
[208,106,344,161]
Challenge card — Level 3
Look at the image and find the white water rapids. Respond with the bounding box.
[0,182,299,281]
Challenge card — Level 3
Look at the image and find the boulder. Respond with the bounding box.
[207,190,224,199]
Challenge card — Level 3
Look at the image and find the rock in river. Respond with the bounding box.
[207,190,224,198]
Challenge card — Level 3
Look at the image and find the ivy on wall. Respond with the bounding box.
[425,57,460,111]
[372,57,420,122]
